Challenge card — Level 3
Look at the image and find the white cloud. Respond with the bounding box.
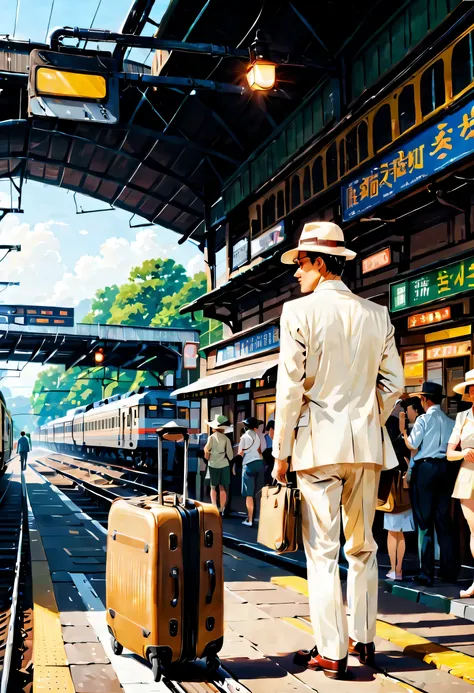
[79,230,88,235]
[0,192,12,208]
[0,216,66,305]
[51,228,186,305]
[186,253,205,277]
[0,216,204,311]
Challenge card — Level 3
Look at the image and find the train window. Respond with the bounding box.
[345,127,358,170]
[311,156,324,193]
[291,174,301,208]
[303,167,311,201]
[357,121,368,162]
[159,403,177,418]
[326,142,338,186]
[147,405,158,419]
[398,83,416,134]
[452,32,474,97]
[338,139,345,178]
[373,104,392,153]
[276,190,285,218]
[420,60,445,117]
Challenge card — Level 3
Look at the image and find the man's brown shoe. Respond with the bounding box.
[308,653,348,679]
[348,638,375,666]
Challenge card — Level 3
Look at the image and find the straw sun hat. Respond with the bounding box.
[453,369,474,401]
[281,221,357,265]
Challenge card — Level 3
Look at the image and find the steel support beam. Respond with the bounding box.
[117,71,246,95]
[25,153,201,218]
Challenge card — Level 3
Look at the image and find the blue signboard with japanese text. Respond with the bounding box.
[216,325,279,365]
[341,99,474,221]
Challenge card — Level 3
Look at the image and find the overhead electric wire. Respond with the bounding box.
[44,0,56,43]
[12,0,21,38]
[90,0,103,28]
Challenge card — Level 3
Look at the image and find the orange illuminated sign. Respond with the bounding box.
[426,340,471,360]
[408,307,451,329]
[362,248,391,274]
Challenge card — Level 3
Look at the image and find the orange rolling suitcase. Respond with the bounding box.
[106,424,224,681]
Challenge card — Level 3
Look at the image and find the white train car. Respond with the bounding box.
[38,387,191,468]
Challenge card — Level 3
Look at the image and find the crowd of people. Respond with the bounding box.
[200,414,274,526]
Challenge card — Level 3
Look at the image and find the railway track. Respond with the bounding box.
[0,465,32,693]
[30,450,252,693]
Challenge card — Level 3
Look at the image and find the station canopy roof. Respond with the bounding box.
[0,322,199,372]
[0,0,397,247]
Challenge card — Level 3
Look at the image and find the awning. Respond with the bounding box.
[171,358,279,398]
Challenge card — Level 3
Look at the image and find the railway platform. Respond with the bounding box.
[3,451,474,692]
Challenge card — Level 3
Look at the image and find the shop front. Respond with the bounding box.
[390,252,474,417]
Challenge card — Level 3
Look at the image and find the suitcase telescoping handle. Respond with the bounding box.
[156,424,190,505]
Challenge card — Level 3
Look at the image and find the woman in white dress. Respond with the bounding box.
[447,369,474,599]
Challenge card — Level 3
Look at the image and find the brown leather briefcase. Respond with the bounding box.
[257,483,301,554]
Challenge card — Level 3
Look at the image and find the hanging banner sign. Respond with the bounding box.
[342,98,474,222]
[390,254,474,312]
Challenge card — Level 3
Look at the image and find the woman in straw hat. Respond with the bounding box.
[204,415,233,515]
[447,369,474,598]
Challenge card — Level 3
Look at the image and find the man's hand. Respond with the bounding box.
[464,448,474,463]
[272,458,289,484]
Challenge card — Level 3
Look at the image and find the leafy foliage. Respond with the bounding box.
[31,258,220,424]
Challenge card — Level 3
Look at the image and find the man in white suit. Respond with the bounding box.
[272,221,404,679]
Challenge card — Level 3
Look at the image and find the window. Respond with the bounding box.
[326,142,338,186]
[420,60,445,117]
[291,174,301,208]
[311,156,324,193]
[373,104,392,153]
[178,407,189,420]
[398,83,416,134]
[267,195,276,226]
[303,167,311,200]
[345,127,358,170]
[357,121,368,162]
[452,32,474,97]
[277,190,285,218]
[338,139,345,178]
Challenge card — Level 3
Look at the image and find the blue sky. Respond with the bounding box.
[0,1,205,398]
[0,0,170,64]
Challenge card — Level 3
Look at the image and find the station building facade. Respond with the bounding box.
[174,3,474,438]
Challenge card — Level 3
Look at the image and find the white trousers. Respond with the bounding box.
[297,463,381,661]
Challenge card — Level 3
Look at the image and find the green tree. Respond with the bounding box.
[83,285,120,324]
[109,258,188,326]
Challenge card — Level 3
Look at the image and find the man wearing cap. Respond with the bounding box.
[272,221,404,679]
[399,381,457,586]
[204,415,233,515]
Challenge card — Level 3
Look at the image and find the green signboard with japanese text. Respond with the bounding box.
[390,255,474,312]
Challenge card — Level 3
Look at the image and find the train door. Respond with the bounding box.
[121,410,126,447]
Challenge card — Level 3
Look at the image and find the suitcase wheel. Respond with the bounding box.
[110,636,123,656]
[149,654,162,682]
[206,655,220,676]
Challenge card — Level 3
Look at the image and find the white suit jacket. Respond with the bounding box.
[273,280,404,471]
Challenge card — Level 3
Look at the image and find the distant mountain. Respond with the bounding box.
[75,298,92,323]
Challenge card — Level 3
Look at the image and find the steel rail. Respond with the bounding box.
[0,468,26,693]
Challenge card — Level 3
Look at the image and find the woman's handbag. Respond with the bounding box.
[257,482,301,554]
[377,470,411,513]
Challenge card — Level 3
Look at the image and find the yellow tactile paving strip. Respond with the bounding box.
[26,473,75,692]
[272,575,474,685]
